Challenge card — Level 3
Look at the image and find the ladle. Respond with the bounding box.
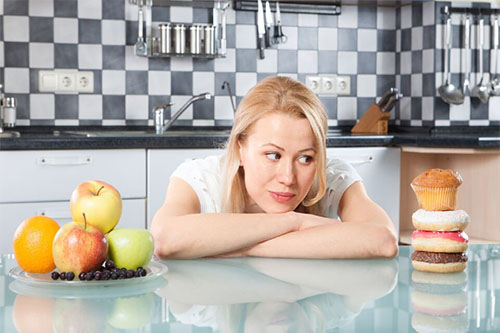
[490,16,500,95]
[463,16,471,96]
[438,17,464,105]
[472,18,489,103]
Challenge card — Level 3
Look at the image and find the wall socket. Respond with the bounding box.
[39,70,94,93]
[305,75,350,95]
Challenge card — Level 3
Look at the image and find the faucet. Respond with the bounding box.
[153,93,212,134]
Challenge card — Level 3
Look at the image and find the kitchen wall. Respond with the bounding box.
[0,0,498,128]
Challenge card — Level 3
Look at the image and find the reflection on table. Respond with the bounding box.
[0,244,499,332]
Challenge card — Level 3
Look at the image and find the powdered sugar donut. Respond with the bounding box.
[412,230,469,253]
[412,209,470,231]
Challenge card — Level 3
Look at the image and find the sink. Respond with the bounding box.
[59,129,232,137]
[0,131,21,138]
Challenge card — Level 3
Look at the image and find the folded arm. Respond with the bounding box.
[221,182,398,259]
[151,177,326,259]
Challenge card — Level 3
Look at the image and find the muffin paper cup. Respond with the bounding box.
[411,185,458,211]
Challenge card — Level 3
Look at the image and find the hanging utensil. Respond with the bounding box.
[257,0,266,59]
[273,1,287,44]
[463,16,471,96]
[491,16,500,95]
[472,17,489,103]
[438,17,465,105]
[265,1,273,47]
[135,5,147,55]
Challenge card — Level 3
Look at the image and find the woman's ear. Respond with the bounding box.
[237,140,244,166]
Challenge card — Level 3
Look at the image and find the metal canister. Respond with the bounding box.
[174,24,186,54]
[159,23,171,54]
[2,97,17,127]
[204,25,215,55]
[189,25,202,54]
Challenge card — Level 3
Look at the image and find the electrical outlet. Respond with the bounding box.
[336,76,351,95]
[38,70,93,93]
[320,75,336,95]
[305,75,321,94]
[57,71,77,91]
[76,72,94,93]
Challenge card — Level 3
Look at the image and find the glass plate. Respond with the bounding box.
[8,260,168,288]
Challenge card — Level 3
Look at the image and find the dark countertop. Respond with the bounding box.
[0,126,498,150]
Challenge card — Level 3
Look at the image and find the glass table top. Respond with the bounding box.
[1,244,498,332]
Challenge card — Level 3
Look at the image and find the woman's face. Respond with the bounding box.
[238,112,318,213]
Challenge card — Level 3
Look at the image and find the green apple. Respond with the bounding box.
[106,228,154,270]
[107,293,155,330]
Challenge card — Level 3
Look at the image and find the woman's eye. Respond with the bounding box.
[265,153,280,160]
[298,155,313,164]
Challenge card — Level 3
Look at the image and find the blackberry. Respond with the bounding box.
[66,272,75,281]
[94,271,102,280]
[105,260,115,270]
[111,272,119,280]
[51,272,60,280]
[60,272,66,280]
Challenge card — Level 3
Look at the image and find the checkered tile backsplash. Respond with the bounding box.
[0,0,499,127]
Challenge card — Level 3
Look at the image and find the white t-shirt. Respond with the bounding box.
[170,154,362,218]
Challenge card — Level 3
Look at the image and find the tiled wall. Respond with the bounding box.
[0,0,394,127]
[0,0,498,127]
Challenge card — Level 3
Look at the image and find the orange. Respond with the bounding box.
[13,216,61,273]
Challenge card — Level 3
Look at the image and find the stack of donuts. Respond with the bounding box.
[410,169,470,273]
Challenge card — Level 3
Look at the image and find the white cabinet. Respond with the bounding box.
[147,149,223,227]
[327,147,400,234]
[0,149,147,254]
[0,199,146,254]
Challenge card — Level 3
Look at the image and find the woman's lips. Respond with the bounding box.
[269,191,296,203]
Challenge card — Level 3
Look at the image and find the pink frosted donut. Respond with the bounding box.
[412,230,469,253]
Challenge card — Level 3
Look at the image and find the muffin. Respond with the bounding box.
[411,169,463,211]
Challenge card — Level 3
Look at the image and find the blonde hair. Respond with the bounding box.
[221,76,328,215]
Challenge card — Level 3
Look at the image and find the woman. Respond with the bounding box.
[151,76,398,259]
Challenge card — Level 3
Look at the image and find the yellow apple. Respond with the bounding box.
[70,180,122,233]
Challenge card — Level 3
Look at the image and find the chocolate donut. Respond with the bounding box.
[411,251,468,274]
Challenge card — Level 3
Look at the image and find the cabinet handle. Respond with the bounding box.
[37,209,72,220]
[38,156,93,166]
[329,155,374,166]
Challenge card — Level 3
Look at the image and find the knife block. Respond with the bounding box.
[351,104,390,135]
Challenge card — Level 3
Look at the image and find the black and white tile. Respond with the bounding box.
[1,0,499,127]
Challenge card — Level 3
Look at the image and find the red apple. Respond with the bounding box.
[52,219,108,275]
[70,180,122,233]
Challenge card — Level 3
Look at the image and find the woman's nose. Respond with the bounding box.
[277,160,296,186]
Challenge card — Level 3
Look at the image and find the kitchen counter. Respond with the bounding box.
[1,244,499,332]
[0,126,498,150]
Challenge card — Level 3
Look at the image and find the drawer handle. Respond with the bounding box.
[38,209,72,220]
[329,155,374,166]
[38,156,93,166]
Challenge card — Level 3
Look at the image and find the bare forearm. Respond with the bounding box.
[151,212,297,259]
[246,222,398,259]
